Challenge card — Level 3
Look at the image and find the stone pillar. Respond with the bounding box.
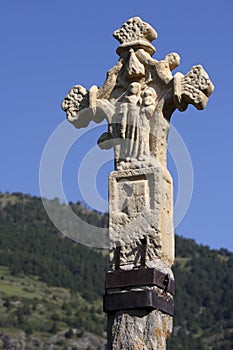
[62,16,214,350]
[104,165,175,349]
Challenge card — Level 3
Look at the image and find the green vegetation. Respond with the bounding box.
[168,236,233,350]
[0,192,108,303]
[0,266,105,348]
[0,192,233,349]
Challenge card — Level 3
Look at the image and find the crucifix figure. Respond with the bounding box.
[62,17,214,350]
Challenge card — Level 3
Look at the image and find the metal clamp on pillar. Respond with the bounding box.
[104,289,174,316]
[104,268,175,316]
[105,267,175,295]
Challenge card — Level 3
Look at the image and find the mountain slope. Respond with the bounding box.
[0,192,232,350]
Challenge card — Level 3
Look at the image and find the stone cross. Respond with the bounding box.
[62,17,214,350]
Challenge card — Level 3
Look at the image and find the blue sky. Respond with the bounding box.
[1,1,233,251]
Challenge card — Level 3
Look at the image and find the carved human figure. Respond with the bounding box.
[155,52,181,82]
[113,82,141,138]
[138,87,157,161]
[95,82,142,166]
[116,82,142,162]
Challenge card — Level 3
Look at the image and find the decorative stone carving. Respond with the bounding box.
[108,166,174,269]
[62,17,214,350]
[113,17,157,55]
[62,20,213,171]
[62,85,89,121]
[174,65,214,111]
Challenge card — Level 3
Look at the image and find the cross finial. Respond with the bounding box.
[113,17,158,55]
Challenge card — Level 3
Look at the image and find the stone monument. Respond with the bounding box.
[62,17,214,350]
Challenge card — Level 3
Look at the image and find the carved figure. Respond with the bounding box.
[138,87,157,160]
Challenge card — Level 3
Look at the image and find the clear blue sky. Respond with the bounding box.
[1,1,233,251]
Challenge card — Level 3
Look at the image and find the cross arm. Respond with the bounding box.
[61,84,115,129]
[173,65,214,112]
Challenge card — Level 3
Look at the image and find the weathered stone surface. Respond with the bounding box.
[62,16,214,350]
[108,165,174,269]
[108,309,173,350]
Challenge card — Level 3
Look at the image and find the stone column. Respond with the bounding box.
[104,165,175,349]
[62,17,214,350]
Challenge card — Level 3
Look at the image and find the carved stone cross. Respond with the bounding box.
[62,17,214,350]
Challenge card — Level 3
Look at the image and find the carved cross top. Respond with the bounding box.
[62,17,214,170]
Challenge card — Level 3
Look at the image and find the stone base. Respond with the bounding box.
[107,309,173,350]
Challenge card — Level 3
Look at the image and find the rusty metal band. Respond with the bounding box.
[105,268,175,295]
[103,289,174,316]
